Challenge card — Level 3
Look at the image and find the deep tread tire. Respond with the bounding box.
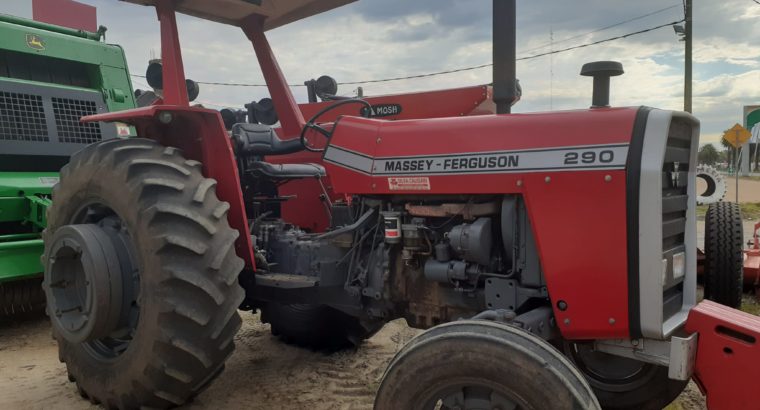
[261,303,382,349]
[696,165,727,205]
[375,320,600,410]
[42,138,245,409]
[704,201,743,308]
[0,277,46,316]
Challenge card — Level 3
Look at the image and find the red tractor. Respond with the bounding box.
[41,1,760,409]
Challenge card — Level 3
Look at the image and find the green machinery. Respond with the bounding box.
[0,14,136,314]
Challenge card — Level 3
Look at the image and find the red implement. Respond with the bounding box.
[686,300,760,410]
[746,223,760,290]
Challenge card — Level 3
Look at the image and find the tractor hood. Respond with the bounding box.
[121,0,356,30]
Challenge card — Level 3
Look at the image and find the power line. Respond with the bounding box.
[518,19,684,61]
[520,3,681,54]
[340,19,684,86]
[130,18,684,88]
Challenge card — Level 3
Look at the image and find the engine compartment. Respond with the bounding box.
[246,194,554,337]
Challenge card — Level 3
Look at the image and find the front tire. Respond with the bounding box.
[375,320,600,410]
[564,342,687,410]
[704,201,743,308]
[42,138,245,409]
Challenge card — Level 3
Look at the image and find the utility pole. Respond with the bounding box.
[684,0,692,113]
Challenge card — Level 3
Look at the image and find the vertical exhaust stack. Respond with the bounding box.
[493,0,517,114]
[580,61,624,108]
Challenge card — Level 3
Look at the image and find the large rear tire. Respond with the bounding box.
[704,201,743,308]
[564,342,687,410]
[42,138,245,409]
[261,302,382,349]
[375,320,600,410]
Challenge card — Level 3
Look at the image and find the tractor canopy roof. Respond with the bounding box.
[121,0,356,30]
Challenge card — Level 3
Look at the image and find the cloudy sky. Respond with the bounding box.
[12,0,760,145]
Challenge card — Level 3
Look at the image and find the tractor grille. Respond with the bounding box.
[52,97,102,144]
[0,90,49,142]
[661,118,692,320]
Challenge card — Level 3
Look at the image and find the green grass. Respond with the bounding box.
[740,294,760,316]
[696,202,760,220]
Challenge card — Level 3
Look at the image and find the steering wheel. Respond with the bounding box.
[300,99,373,153]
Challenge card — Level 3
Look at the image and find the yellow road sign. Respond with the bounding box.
[723,123,751,149]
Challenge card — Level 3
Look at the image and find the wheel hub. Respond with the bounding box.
[45,224,125,344]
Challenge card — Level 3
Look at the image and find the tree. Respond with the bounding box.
[720,137,734,168]
[698,143,719,165]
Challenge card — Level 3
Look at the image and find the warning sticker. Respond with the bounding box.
[388,177,431,191]
[115,122,132,137]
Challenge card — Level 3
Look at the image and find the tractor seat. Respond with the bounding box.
[232,123,303,156]
[250,161,325,180]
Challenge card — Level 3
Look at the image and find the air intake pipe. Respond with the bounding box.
[493,0,518,114]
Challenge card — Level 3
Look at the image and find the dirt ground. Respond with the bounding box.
[0,310,707,410]
[0,312,419,410]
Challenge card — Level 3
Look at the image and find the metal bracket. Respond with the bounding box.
[24,195,51,229]
[594,333,698,381]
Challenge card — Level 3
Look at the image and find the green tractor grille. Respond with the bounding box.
[52,97,102,144]
[0,90,49,142]
[0,78,116,165]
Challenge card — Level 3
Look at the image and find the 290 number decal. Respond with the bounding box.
[564,150,615,165]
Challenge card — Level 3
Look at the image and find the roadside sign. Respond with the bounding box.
[723,123,752,148]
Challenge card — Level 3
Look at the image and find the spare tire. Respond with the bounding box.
[696,165,727,205]
[704,201,744,308]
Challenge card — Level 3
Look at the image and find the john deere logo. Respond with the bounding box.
[26,34,45,50]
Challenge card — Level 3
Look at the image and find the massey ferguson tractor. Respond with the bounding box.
[41,0,760,409]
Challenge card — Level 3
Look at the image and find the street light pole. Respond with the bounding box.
[684,0,692,113]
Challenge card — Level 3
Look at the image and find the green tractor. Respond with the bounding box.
[0,14,136,315]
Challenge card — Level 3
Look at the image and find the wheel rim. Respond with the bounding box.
[423,380,523,410]
[566,342,657,393]
[46,201,141,361]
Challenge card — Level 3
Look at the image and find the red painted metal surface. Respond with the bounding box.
[242,16,305,138]
[275,85,496,232]
[298,85,494,122]
[155,0,189,107]
[746,222,760,289]
[321,107,639,339]
[33,0,97,32]
[82,107,256,270]
[686,300,760,410]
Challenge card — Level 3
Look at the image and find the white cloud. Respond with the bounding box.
[69,0,760,148]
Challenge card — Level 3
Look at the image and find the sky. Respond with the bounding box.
[7,0,760,146]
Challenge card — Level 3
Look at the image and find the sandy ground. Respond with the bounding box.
[0,313,419,410]
[0,310,708,410]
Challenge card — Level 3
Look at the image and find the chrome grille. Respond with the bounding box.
[661,119,692,320]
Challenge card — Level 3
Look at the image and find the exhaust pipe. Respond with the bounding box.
[493,0,517,114]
